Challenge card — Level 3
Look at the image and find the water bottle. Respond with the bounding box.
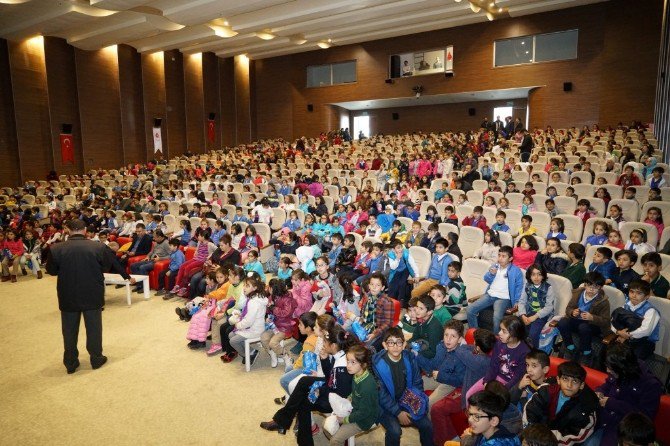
[410,341,421,354]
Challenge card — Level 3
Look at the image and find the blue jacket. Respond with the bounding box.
[169,249,186,272]
[373,349,423,416]
[282,218,301,232]
[328,244,342,268]
[483,264,524,305]
[417,342,466,387]
[473,426,521,446]
[427,253,452,286]
[387,248,416,282]
[589,258,616,281]
[377,213,397,233]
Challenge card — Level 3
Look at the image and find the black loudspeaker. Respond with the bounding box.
[563,82,572,92]
[385,78,394,84]
[390,55,401,79]
[61,123,73,134]
[307,104,314,112]
[208,113,216,120]
[468,108,476,116]
[153,118,162,127]
[392,112,399,120]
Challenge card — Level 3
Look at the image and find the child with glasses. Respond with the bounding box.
[462,390,521,446]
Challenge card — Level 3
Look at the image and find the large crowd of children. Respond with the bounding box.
[1,122,669,445]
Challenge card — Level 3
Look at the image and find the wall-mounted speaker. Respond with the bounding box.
[153,118,162,127]
[390,55,401,79]
[385,78,394,84]
[208,113,216,120]
[468,108,476,116]
[307,104,314,112]
[392,112,399,120]
[61,123,73,134]
[563,82,572,92]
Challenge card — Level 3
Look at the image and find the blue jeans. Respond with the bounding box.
[130,260,154,289]
[279,367,304,394]
[379,409,433,446]
[466,293,511,333]
[525,311,549,348]
[582,427,603,446]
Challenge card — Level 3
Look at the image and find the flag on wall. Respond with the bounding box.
[60,133,74,164]
[152,127,163,153]
[445,45,454,74]
[207,119,215,143]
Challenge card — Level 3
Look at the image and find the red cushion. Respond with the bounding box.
[465,328,476,345]
[391,298,401,327]
[548,356,607,390]
[149,259,170,290]
[116,237,132,247]
[184,247,196,260]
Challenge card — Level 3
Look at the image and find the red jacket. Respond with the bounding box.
[461,216,489,232]
[269,293,297,334]
[4,239,25,257]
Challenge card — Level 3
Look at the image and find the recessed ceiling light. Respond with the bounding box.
[317,40,332,49]
[486,11,494,21]
[210,25,237,38]
[470,3,481,13]
[521,41,525,45]
[255,29,276,40]
[289,34,307,45]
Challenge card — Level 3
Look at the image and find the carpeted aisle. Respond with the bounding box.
[0,275,420,445]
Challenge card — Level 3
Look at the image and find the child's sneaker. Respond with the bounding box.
[175,307,185,320]
[155,289,166,296]
[283,354,294,372]
[220,351,238,363]
[207,344,222,356]
[269,350,278,368]
[311,424,320,436]
[176,288,189,298]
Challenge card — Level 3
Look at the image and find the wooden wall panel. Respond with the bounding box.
[141,51,167,160]
[75,46,123,170]
[218,57,235,147]
[598,0,663,126]
[184,53,205,153]
[44,37,82,176]
[254,0,661,139]
[234,55,251,144]
[164,49,186,156]
[8,37,53,182]
[202,52,220,150]
[0,39,20,186]
[118,44,145,164]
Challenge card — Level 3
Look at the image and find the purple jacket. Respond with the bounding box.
[596,361,663,445]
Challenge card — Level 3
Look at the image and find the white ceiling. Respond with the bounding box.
[331,86,538,110]
[0,0,607,59]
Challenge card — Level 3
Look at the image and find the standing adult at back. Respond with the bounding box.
[46,219,127,374]
[518,129,534,163]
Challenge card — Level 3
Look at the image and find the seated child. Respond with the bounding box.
[518,215,538,237]
[462,206,489,232]
[557,272,611,365]
[519,424,558,446]
[517,265,556,348]
[522,361,599,446]
[606,229,625,249]
[404,221,426,247]
[464,390,521,446]
[563,243,586,290]
[584,221,609,248]
[616,412,657,446]
[276,256,293,282]
[588,246,616,282]
[417,320,467,410]
[429,284,452,326]
[260,278,297,367]
[445,261,467,318]
[243,249,266,282]
[608,280,660,360]
[373,327,433,446]
[624,229,655,258]
[206,266,244,355]
[467,316,530,400]
[546,218,567,240]
[354,272,395,350]
[491,211,511,233]
[408,295,444,359]
[411,237,452,298]
[609,250,640,295]
[574,199,594,226]
[641,252,670,298]
[509,349,550,410]
[387,240,419,308]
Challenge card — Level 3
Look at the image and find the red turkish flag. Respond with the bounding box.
[447,51,452,61]
[60,134,74,164]
[207,120,215,143]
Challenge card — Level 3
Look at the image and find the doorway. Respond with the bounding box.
[353,115,370,139]
[492,106,513,122]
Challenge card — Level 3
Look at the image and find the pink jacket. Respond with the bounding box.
[270,293,297,334]
[186,302,215,342]
[292,280,313,318]
[417,159,433,178]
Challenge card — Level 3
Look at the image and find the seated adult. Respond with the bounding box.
[129,230,170,293]
[118,223,152,267]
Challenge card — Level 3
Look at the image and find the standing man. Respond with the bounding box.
[518,128,534,163]
[47,219,132,374]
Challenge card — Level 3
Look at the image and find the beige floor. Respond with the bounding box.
[0,274,422,446]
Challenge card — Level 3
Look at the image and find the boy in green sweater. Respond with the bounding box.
[563,243,586,289]
[429,284,452,327]
[409,295,444,359]
[327,344,378,444]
